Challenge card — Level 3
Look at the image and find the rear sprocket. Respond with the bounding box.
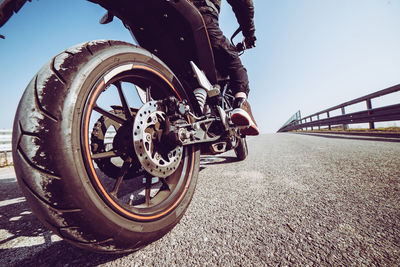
[91,106,144,179]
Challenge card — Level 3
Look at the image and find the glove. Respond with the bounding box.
[244,34,257,49]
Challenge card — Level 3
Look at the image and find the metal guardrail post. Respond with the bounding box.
[3,151,7,166]
[327,112,331,130]
[366,99,375,129]
[341,107,348,130]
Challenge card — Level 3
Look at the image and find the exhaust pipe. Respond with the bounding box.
[210,142,227,154]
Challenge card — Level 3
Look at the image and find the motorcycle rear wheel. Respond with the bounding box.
[234,136,248,161]
[12,40,200,253]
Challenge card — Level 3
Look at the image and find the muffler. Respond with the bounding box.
[210,142,227,154]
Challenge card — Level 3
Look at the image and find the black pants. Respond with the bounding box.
[201,11,250,96]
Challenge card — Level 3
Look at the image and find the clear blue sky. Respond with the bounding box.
[1,0,400,132]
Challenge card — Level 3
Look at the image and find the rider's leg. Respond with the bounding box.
[201,12,259,135]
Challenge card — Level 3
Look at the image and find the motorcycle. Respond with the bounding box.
[3,0,250,253]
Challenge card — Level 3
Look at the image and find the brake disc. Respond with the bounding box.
[133,101,183,178]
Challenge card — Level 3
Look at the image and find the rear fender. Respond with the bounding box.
[89,0,217,115]
[0,0,32,28]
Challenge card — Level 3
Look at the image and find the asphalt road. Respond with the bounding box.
[0,133,399,266]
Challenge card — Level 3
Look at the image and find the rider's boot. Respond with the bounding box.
[231,97,260,136]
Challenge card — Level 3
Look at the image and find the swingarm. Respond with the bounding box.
[133,96,239,149]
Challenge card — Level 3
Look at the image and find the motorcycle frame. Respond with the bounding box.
[89,0,219,116]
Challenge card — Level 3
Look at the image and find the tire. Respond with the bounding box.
[12,40,200,253]
[234,136,248,161]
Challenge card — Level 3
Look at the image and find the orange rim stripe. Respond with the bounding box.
[83,63,192,220]
[134,65,182,101]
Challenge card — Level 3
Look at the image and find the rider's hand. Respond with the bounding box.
[244,35,257,49]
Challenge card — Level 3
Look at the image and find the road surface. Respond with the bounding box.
[0,133,399,266]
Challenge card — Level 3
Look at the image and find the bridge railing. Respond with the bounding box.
[278,84,400,132]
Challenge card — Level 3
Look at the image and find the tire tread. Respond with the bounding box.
[33,75,59,122]
[50,57,66,84]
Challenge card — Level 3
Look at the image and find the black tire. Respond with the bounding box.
[234,136,248,161]
[12,40,200,253]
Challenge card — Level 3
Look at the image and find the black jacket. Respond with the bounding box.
[192,0,255,38]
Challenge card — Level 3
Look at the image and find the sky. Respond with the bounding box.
[1,0,400,132]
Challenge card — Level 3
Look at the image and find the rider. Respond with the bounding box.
[192,0,259,136]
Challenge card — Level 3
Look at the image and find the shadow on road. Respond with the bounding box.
[199,155,239,172]
[0,168,127,266]
[200,155,238,165]
[1,154,239,265]
[297,132,400,143]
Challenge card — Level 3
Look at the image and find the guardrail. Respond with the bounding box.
[278,84,400,132]
[280,110,301,130]
[0,129,12,166]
